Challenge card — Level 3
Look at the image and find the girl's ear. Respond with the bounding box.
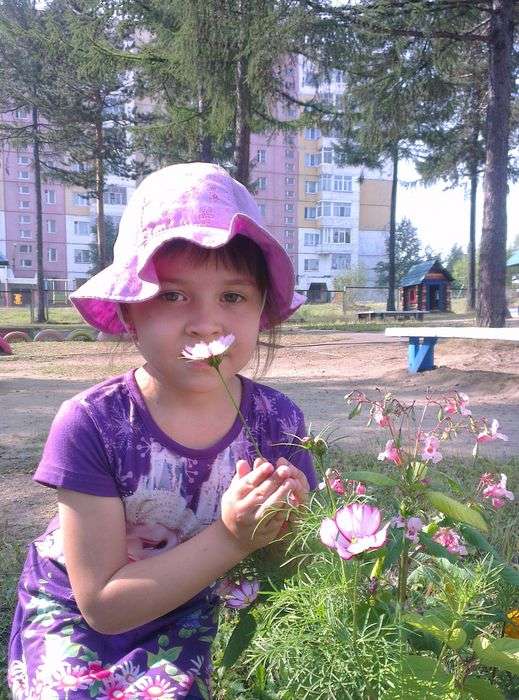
[118,303,138,340]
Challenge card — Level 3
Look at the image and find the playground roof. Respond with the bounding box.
[400,259,453,287]
[507,250,519,267]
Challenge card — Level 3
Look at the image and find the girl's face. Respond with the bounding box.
[126,248,264,394]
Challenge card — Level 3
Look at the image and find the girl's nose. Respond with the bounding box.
[185,301,224,339]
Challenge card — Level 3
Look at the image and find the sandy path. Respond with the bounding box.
[1,332,518,540]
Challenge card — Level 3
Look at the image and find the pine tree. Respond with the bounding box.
[375,217,423,287]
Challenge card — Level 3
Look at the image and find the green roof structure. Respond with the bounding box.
[507,250,519,267]
[400,259,453,287]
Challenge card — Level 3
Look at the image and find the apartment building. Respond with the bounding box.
[0,109,134,294]
[251,56,391,296]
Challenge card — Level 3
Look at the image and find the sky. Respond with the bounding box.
[396,160,519,257]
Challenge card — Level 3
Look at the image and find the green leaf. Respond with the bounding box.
[462,676,505,700]
[419,532,459,564]
[425,491,488,531]
[348,402,362,419]
[158,634,169,648]
[501,565,519,587]
[221,609,257,669]
[472,636,519,675]
[382,655,456,699]
[458,525,519,587]
[347,470,398,486]
[383,527,404,570]
[403,612,467,649]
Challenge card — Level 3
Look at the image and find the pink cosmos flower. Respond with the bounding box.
[444,392,471,416]
[220,578,260,609]
[432,527,467,555]
[377,439,402,465]
[482,473,515,509]
[373,409,390,428]
[320,503,388,560]
[181,334,235,365]
[421,435,443,464]
[476,419,509,445]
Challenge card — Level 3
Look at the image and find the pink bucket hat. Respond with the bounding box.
[70,162,305,334]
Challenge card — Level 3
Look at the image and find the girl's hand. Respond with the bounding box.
[220,459,301,554]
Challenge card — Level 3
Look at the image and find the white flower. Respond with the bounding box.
[181,334,235,362]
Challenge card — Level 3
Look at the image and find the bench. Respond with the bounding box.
[385,326,519,373]
[357,310,427,322]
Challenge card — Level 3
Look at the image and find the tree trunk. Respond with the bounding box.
[476,0,514,326]
[95,109,107,270]
[386,143,398,311]
[197,85,213,163]
[32,104,47,323]
[233,0,251,187]
[467,163,478,312]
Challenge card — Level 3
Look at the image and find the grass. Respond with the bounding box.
[0,305,85,327]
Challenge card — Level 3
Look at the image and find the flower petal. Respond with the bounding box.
[336,503,381,538]
[319,517,339,548]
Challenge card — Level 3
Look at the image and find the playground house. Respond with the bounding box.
[400,259,453,312]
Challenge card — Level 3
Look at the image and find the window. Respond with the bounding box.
[18,170,29,180]
[304,152,321,167]
[333,202,351,218]
[20,228,31,238]
[285,105,297,117]
[285,177,295,186]
[20,258,32,267]
[320,174,332,191]
[47,219,57,234]
[285,149,294,159]
[303,71,319,87]
[104,187,127,205]
[17,155,30,165]
[322,147,333,164]
[47,248,57,262]
[284,216,294,224]
[304,258,319,271]
[256,149,266,164]
[304,127,321,140]
[19,244,32,253]
[332,253,351,270]
[334,175,353,192]
[74,249,91,264]
[285,203,294,213]
[18,185,30,194]
[45,189,56,204]
[284,229,295,240]
[317,201,332,217]
[258,203,266,216]
[15,108,30,119]
[285,190,295,198]
[285,163,294,172]
[256,176,267,190]
[305,180,319,194]
[73,192,90,206]
[285,242,294,252]
[323,227,351,244]
[284,134,295,145]
[305,232,320,246]
[334,69,345,83]
[304,207,317,219]
[18,214,31,224]
[74,220,90,235]
[18,200,30,209]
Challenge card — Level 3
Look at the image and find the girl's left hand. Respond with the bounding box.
[253,456,310,506]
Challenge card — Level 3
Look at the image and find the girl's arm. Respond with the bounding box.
[59,460,303,634]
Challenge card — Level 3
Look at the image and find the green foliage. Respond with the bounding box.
[375,218,424,287]
[424,491,488,532]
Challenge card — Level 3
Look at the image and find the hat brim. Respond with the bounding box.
[70,213,304,334]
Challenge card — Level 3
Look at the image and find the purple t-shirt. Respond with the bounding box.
[8,371,316,699]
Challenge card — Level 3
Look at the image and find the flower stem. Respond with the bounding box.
[351,559,360,646]
[214,366,262,459]
[398,540,410,607]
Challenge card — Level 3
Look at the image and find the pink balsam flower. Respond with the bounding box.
[393,515,423,543]
[421,435,443,464]
[373,408,390,428]
[355,482,367,496]
[181,334,235,366]
[320,503,387,560]
[377,439,402,465]
[219,578,260,609]
[482,473,514,509]
[475,419,508,452]
[432,527,467,555]
[445,392,471,416]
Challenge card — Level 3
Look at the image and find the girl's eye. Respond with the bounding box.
[222,292,245,303]
[161,291,186,302]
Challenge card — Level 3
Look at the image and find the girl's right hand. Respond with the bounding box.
[220,459,300,554]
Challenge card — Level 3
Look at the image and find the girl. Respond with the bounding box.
[8,163,317,699]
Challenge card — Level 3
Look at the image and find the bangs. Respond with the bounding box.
[157,234,269,294]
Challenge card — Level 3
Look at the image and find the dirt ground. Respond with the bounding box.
[1,331,518,542]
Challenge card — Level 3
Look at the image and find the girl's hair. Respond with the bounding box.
[157,235,281,376]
